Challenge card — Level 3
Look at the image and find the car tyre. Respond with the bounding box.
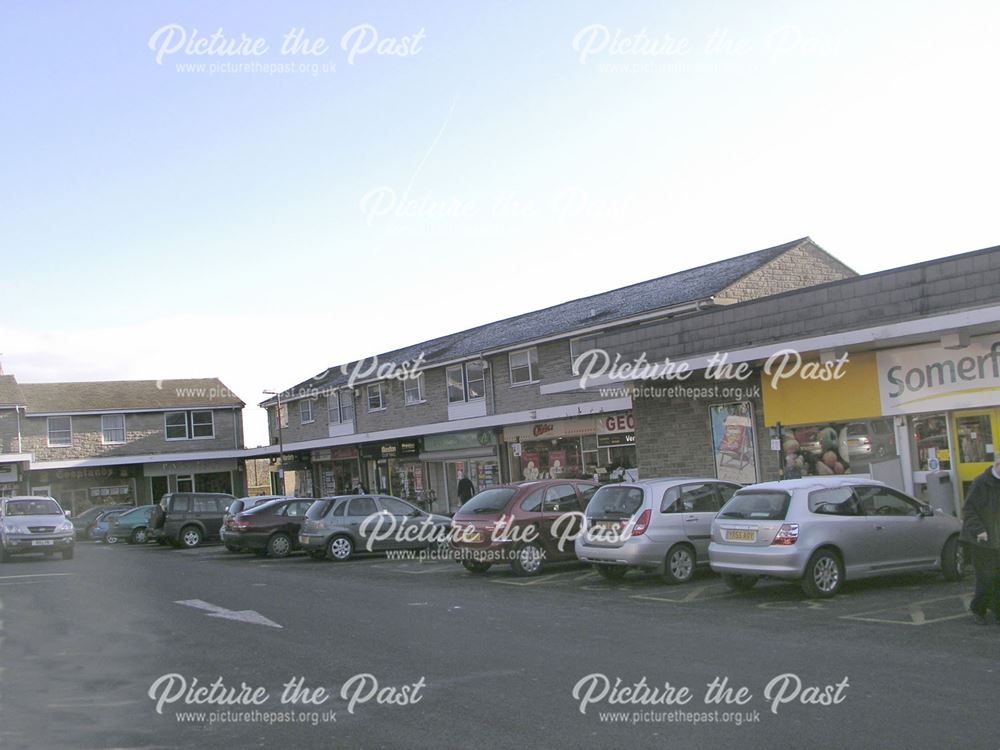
[942,536,965,581]
[179,525,203,549]
[662,543,696,585]
[327,535,354,562]
[462,560,491,574]
[510,542,545,577]
[129,527,148,545]
[722,573,759,591]
[801,548,843,598]
[266,533,293,559]
[594,564,627,581]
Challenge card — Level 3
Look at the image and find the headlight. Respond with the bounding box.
[58,521,74,533]
[4,523,25,534]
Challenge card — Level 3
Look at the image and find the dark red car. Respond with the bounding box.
[450,480,599,576]
[221,497,316,558]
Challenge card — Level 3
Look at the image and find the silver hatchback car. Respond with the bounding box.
[709,477,964,598]
[575,478,740,583]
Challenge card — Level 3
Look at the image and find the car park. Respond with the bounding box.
[222,497,314,557]
[450,480,599,576]
[222,495,287,551]
[106,505,155,544]
[575,478,741,583]
[299,494,452,561]
[0,496,75,561]
[71,504,133,540]
[147,492,235,548]
[708,477,964,598]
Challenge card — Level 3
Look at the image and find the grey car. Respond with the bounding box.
[574,478,740,583]
[0,496,75,561]
[299,494,452,561]
[708,477,964,598]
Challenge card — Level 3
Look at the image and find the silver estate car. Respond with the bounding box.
[299,494,452,561]
[575,478,740,583]
[709,477,964,598]
[0,495,75,561]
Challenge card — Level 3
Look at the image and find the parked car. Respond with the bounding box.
[87,508,129,543]
[450,480,599,576]
[222,495,287,552]
[222,497,314,557]
[0,496,74,561]
[72,504,132,540]
[147,492,235,548]
[299,495,452,561]
[106,505,155,544]
[575,478,740,583]
[708,477,964,598]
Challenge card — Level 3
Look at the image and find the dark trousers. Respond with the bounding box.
[970,546,1000,617]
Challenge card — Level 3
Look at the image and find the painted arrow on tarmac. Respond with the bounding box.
[174,599,283,628]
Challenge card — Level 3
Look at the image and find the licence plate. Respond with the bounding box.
[32,540,55,547]
[593,521,622,530]
[300,536,311,544]
[467,533,483,543]
[725,529,756,542]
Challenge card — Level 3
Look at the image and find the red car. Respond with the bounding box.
[221,497,316,558]
[450,480,598,576]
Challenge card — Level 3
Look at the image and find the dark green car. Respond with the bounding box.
[106,505,155,545]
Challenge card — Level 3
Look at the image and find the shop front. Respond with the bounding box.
[360,440,424,502]
[312,446,362,497]
[28,464,143,514]
[271,453,312,497]
[420,430,500,513]
[504,413,638,483]
[0,458,29,497]
[145,458,242,502]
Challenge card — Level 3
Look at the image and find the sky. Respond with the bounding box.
[2,0,998,448]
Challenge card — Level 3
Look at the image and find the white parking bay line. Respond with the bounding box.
[630,584,736,603]
[840,593,973,626]
[0,573,74,580]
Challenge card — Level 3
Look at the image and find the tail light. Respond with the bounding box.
[631,509,652,536]
[234,515,251,531]
[772,523,799,545]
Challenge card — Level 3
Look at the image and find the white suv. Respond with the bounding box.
[0,495,75,562]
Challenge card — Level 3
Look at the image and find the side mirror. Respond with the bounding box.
[919,506,934,518]
[64,509,72,518]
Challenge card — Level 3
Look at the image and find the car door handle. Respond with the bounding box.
[684,516,698,522]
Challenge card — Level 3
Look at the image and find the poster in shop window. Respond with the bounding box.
[710,402,759,484]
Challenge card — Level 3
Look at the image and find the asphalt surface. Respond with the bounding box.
[0,540,996,750]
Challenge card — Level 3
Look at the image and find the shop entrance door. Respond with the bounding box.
[952,409,1000,505]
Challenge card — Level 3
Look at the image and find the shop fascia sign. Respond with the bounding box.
[423,430,496,452]
[876,334,1000,415]
[0,464,18,482]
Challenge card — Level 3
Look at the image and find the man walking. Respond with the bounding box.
[457,471,476,505]
[962,455,1000,625]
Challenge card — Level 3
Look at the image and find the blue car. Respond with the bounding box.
[88,509,128,543]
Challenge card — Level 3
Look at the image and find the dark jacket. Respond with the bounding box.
[457,477,476,503]
[961,467,1000,550]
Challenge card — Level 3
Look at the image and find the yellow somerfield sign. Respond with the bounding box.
[761,351,882,425]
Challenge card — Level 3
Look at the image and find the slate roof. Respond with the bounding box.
[18,379,245,414]
[269,237,819,403]
[0,375,25,406]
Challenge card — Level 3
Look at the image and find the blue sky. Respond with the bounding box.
[2,0,998,446]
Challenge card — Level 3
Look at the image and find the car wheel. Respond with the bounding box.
[308,549,327,561]
[662,544,696,585]
[942,536,965,581]
[62,547,74,560]
[266,533,293,559]
[130,527,148,545]
[327,535,354,562]
[801,549,843,598]
[594,564,627,581]
[105,535,119,545]
[462,560,491,574]
[722,573,759,591]
[510,542,545,577]
[179,526,203,549]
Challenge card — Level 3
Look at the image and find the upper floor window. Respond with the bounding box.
[569,335,599,371]
[165,410,215,440]
[328,391,355,424]
[47,416,72,447]
[101,414,126,444]
[367,383,385,412]
[300,399,314,424]
[509,348,538,385]
[404,373,426,405]
[447,362,485,404]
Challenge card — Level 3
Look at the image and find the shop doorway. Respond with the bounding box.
[953,409,1000,504]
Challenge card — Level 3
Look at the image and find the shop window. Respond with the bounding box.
[367,383,385,412]
[404,374,426,405]
[300,400,314,424]
[781,419,897,476]
[101,414,125,444]
[176,476,194,493]
[47,416,72,447]
[509,348,538,385]
[910,414,950,470]
[956,415,995,464]
[447,363,485,403]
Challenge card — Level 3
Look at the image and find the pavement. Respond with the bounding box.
[0,541,996,750]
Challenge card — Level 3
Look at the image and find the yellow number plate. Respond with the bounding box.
[725,529,756,542]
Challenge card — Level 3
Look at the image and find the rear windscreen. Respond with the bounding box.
[459,488,517,514]
[719,491,790,521]
[305,499,335,520]
[586,486,645,518]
